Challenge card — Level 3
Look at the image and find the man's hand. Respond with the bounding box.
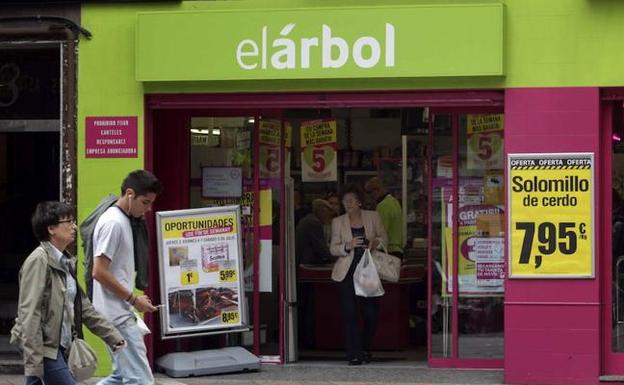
[134,295,157,313]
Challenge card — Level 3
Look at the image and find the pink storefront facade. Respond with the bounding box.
[505,88,602,385]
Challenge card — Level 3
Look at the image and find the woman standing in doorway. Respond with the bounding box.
[330,184,387,365]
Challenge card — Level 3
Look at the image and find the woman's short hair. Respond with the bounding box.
[31,201,74,242]
[342,183,365,203]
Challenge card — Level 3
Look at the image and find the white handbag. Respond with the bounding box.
[68,337,98,382]
[371,242,402,282]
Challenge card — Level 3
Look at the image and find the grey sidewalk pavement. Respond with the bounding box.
[0,362,504,385]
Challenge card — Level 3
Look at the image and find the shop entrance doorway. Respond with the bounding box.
[145,91,504,368]
[0,46,61,344]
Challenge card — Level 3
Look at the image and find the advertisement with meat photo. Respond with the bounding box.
[156,206,247,336]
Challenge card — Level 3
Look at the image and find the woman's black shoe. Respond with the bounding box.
[363,352,372,363]
[348,358,362,366]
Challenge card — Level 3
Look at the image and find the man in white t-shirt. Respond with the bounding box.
[92,170,162,385]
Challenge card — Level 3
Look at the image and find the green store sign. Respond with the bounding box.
[136,4,503,81]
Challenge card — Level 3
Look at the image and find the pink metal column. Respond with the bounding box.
[504,87,601,385]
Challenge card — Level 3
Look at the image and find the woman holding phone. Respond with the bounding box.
[330,184,388,365]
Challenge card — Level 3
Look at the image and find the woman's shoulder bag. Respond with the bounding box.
[68,263,98,382]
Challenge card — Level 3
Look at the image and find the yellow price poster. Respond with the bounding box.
[156,206,247,336]
[508,153,594,278]
[219,268,237,283]
[467,114,504,170]
[221,311,240,324]
[161,213,237,239]
[300,119,337,182]
[180,260,199,285]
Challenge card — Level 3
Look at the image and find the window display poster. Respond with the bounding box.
[156,206,247,336]
[242,187,273,293]
[508,153,594,278]
[202,187,273,292]
[201,167,242,198]
[300,119,337,182]
[259,120,291,178]
[441,179,505,295]
[466,114,504,170]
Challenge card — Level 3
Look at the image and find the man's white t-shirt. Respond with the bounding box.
[92,206,135,326]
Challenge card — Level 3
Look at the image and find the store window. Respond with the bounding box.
[188,115,285,359]
[612,103,624,352]
[457,114,504,358]
[149,97,504,365]
[430,111,505,360]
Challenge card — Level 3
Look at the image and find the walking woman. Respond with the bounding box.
[330,184,388,365]
[11,201,126,385]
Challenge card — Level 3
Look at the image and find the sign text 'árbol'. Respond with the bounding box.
[236,23,395,70]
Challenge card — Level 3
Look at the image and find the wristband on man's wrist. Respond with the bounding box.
[125,292,137,306]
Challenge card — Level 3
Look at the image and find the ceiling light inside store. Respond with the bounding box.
[212,129,221,135]
[190,128,211,135]
[247,118,255,124]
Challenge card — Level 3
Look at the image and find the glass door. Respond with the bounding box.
[603,99,624,374]
[253,115,288,362]
[184,113,287,363]
[428,109,505,367]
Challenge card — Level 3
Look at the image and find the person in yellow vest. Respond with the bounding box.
[364,177,404,258]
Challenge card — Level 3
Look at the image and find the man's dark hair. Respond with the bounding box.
[31,201,74,242]
[120,169,163,196]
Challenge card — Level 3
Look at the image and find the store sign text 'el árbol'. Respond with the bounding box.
[508,153,594,278]
[136,5,503,81]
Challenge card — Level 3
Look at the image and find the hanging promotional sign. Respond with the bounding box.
[156,206,248,337]
[442,178,505,294]
[259,120,291,178]
[241,187,273,293]
[466,114,504,170]
[202,187,273,292]
[508,153,594,278]
[300,119,337,182]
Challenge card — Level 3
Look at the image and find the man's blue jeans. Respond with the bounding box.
[97,317,154,385]
[25,348,75,385]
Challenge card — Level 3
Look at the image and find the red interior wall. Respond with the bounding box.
[146,109,191,363]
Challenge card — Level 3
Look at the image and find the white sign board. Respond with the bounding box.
[156,206,248,338]
[202,167,242,198]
